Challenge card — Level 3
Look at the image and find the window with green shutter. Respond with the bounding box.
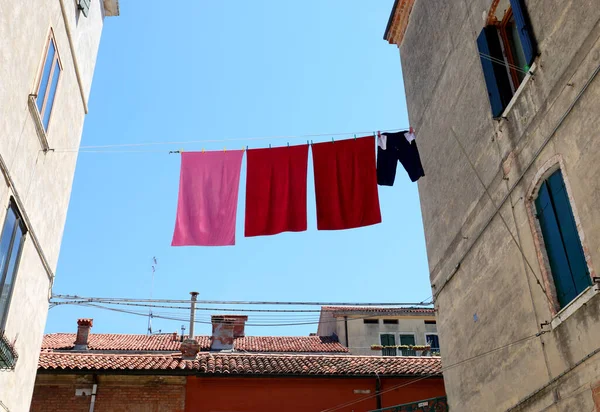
[535,170,591,309]
[380,334,396,356]
[399,334,416,356]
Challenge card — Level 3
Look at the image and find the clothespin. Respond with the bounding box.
[354,134,357,140]
[269,144,271,149]
[180,148,184,154]
[377,131,381,138]
[287,142,289,147]
[331,137,334,143]
[224,147,226,152]
[246,146,248,151]
[201,148,205,153]
[409,126,414,134]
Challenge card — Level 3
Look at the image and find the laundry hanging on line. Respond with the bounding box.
[245,144,309,237]
[172,150,244,246]
[377,130,425,185]
[312,136,382,230]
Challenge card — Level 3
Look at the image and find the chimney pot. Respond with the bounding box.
[74,318,93,350]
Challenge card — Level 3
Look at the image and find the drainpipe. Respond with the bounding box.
[375,373,382,410]
[189,292,199,338]
[344,316,349,349]
[89,375,98,412]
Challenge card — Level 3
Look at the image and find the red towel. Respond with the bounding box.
[245,144,309,237]
[312,136,381,230]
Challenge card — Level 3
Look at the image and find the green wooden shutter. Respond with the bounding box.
[380,334,396,356]
[547,171,591,296]
[535,181,577,307]
[400,335,416,356]
[79,0,91,17]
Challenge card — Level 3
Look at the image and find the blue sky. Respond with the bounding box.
[46,0,432,337]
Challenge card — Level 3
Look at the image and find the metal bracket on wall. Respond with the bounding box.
[592,277,600,291]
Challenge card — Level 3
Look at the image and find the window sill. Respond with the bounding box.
[27,95,50,152]
[551,285,599,330]
[499,62,537,119]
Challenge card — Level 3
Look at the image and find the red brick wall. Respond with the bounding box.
[31,375,186,412]
[185,376,446,412]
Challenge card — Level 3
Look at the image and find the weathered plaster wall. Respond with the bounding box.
[0,1,108,410]
[397,0,600,410]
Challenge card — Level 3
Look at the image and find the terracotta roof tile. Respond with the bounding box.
[38,352,441,376]
[322,306,435,315]
[41,334,348,353]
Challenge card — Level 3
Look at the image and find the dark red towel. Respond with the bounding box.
[245,144,309,237]
[312,136,381,230]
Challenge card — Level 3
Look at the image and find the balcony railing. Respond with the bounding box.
[0,331,18,370]
[369,396,449,412]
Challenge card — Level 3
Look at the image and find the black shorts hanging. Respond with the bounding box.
[377,131,425,185]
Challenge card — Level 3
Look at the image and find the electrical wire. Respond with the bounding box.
[64,302,430,327]
[51,294,433,307]
[49,128,406,152]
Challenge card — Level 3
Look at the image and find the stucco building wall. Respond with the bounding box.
[0,1,113,410]
[392,0,600,410]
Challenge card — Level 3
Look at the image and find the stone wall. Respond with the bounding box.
[395,0,600,410]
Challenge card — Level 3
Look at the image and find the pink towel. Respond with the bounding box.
[172,151,244,246]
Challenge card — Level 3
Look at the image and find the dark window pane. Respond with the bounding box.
[0,228,23,328]
[36,41,56,111]
[363,319,378,324]
[42,61,61,130]
[383,319,398,324]
[426,334,440,351]
[0,208,17,277]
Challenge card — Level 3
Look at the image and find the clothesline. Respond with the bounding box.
[50,127,408,153]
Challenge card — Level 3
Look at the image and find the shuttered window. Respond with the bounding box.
[399,334,416,356]
[380,334,396,356]
[535,170,590,308]
[477,0,536,117]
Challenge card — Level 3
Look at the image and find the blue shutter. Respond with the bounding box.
[477,29,504,118]
[509,0,537,66]
[547,171,591,295]
[535,181,577,307]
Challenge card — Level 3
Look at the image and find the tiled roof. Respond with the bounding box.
[38,352,441,376]
[322,306,435,315]
[41,334,348,353]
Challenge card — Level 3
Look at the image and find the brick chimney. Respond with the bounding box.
[210,316,241,351]
[74,318,93,350]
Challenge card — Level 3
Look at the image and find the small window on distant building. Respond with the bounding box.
[380,334,396,356]
[0,201,27,330]
[35,31,62,131]
[424,320,437,325]
[534,169,591,309]
[383,319,398,325]
[363,319,379,324]
[399,334,416,356]
[426,334,440,353]
[477,0,536,117]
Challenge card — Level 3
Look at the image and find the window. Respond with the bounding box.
[426,334,440,353]
[380,334,396,356]
[424,320,436,325]
[383,319,398,325]
[399,334,416,356]
[477,0,536,117]
[35,32,62,131]
[535,170,591,309]
[363,319,379,324]
[0,202,26,330]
